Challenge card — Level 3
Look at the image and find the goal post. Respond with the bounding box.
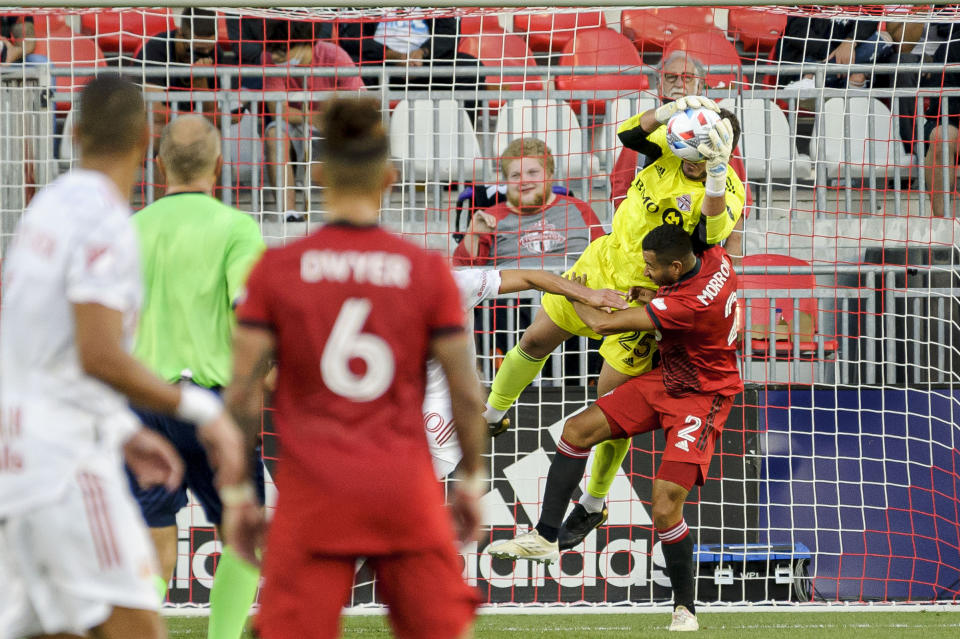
[0,3,958,611]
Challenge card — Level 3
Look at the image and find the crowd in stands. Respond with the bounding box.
[2,8,960,220]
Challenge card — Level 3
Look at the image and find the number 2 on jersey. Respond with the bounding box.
[320,298,395,402]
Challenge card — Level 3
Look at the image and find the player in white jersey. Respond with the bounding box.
[425,268,628,477]
[0,76,261,639]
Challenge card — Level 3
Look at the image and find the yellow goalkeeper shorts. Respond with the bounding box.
[541,292,658,377]
[541,248,658,377]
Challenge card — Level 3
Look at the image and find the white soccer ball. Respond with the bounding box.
[665,106,722,162]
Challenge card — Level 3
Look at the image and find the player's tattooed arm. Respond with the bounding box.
[501,269,628,312]
[570,299,657,336]
[225,325,277,448]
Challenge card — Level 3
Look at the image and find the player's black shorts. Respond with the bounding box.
[125,391,265,528]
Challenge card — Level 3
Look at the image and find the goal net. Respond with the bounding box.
[1,2,959,610]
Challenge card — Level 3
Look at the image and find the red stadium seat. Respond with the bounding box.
[727,8,787,57]
[554,28,650,116]
[458,32,543,101]
[30,14,67,38]
[664,29,743,89]
[620,8,715,54]
[512,11,605,53]
[79,9,174,56]
[33,25,107,112]
[459,13,504,34]
[738,254,838,357]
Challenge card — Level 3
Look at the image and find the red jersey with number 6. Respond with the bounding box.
[236,222,465,555]
[644,246,743,397]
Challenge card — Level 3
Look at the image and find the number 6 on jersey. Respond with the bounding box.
[320,298,395,402]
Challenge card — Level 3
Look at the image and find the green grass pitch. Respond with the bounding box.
[166,610,959,638]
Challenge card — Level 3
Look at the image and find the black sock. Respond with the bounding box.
[662,534,696,615]
[535,438,590,543]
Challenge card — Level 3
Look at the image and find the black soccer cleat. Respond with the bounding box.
[488,416,511,438]
[558,503,609,550]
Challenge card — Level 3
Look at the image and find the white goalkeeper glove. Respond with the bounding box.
[697,118,734,197]
[654,95,721,126]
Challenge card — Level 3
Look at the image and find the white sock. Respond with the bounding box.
[579,493,606,514]
[483,403,506,423]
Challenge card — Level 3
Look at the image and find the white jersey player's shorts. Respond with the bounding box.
[424,391,462,479]
[0,460,159,639]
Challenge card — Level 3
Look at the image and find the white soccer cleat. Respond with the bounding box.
[486,531,560,565]
[669,605,699,632]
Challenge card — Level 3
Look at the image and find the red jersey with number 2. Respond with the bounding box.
[236,223,465,555]
[645,246,743,397]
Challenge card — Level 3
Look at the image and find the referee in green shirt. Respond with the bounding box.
[127,115,265,639]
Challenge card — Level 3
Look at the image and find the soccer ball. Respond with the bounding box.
[666,107,722,162]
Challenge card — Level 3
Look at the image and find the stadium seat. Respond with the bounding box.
[457,32,543,100]
[492,99,600,182]
[32,24,107,112]
[554,28,650,116]
[600,95,657,169]
[389,99,484,184]
[664,29,743,90]
[727,7,787,57]
[620,8,715,54]
[459,13,505,34]
[718,98,813,183]
[512,11,605,53]
[815,97,908,182]
[739,254,838,358]
[29,14,67,38]
[79,9,174,56]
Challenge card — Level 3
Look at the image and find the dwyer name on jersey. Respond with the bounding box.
[300,249,411,288]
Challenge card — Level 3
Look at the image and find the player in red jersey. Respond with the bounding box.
[488,224,742,632]
[226,97,486,639]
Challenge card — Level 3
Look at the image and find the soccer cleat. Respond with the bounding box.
[558,503,608,550]
[487,531,560,565]
[669,605,699,632]
[488,416,510,437]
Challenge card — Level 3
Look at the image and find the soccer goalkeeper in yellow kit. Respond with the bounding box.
[484,96,746,549]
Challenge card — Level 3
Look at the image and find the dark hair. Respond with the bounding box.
[320,97,389,191]
[76,74,146,156]
[642,224,694,266]
[264,18,322,54]
[180,8,217,39]
[719,107,741,151]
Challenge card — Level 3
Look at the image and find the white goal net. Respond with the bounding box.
[1,2,958,610]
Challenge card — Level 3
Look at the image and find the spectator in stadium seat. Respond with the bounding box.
[454,138,604,269]
[261,19,365,219]
[610,51,747,264]
[136,8,227,128]
[0,20,47,65]
[335,14,481,118]
[136,9,264,192]
[775,15,893,90]
[924,22,960,217]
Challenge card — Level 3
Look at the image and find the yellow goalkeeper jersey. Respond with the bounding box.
[594,118,745,290]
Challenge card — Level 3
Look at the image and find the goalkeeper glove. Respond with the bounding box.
[654,95,721,126]
[697,118,734,197]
